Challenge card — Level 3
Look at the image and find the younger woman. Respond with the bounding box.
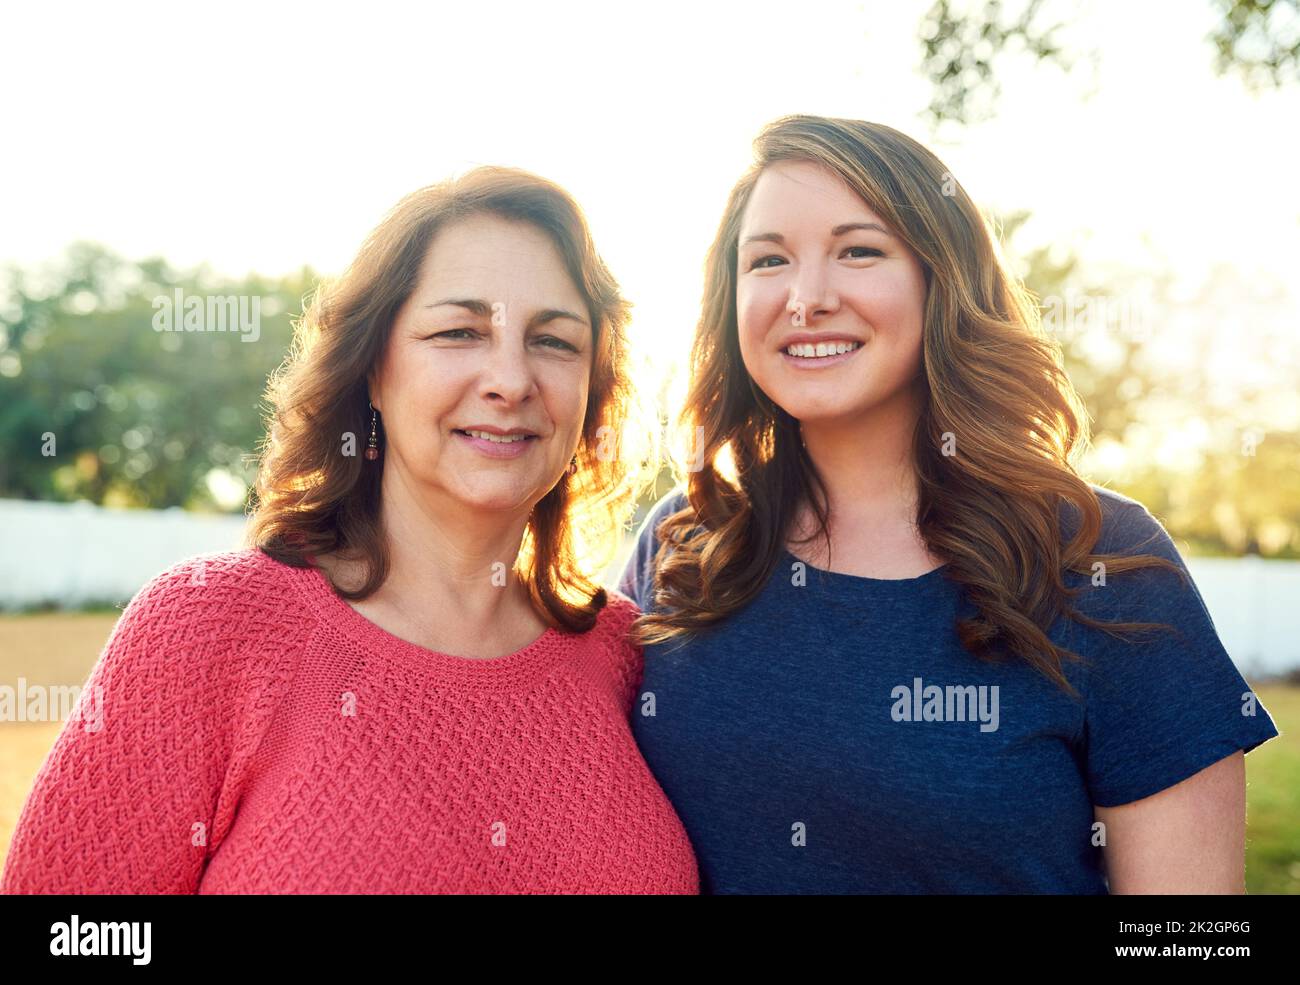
[619,115,1278,894]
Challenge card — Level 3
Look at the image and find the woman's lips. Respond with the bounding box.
[779,343,863,369]
[452,429,539,459]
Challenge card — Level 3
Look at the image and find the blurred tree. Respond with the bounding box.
[999,213,1300,557]
[0,243,317,512]
[919,0,1080,128]
[993,211,1170,446]
[919,0,1299,127]
[920,3,1300,556]
[1210,0,1300,88]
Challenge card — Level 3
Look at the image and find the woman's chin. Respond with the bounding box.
[772,381,916,427]
[773,396,872,424]
[446,484,541,517]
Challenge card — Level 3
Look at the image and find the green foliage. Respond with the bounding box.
[1003,215,1300,558]
[918,0,1087,128]
[1210,0,1300,89]
[0,243,316,512]
[919,0,1300,128]
[920,3,1300,557]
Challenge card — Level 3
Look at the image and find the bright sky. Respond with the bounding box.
[4,0,1297,429]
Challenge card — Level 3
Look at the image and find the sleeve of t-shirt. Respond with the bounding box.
[616,488,689,612]
[0,559,249,894]
[1077,500,1281,807]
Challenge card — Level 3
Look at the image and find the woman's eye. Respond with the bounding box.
[536,336,578,352]
[747,248,880,270]
[429,330,576,353]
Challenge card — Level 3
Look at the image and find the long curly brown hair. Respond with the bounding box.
[630,115,1185,697]
[246,166,654,633]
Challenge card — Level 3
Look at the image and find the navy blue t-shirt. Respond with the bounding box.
[616,485,1280,893]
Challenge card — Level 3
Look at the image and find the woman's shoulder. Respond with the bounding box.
[1061,485,1211,638]
[128,546,306,611]
[635,486,692,543]
[594,588,642,640]
[617,487,694,610]
[585,590,647,715]
[115,547,318,657]
[75,548,313,752]
[1060,483,1180,563]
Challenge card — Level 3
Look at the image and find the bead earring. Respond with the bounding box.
[365,402,380,460]
[566,454,578,475]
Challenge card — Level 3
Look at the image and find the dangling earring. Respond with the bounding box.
[566,453,578,475]
[365,401,380,460]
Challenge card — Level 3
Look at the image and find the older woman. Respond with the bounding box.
[1,167,697,894]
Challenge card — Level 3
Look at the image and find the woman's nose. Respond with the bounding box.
[479,340,538,404]
[786,271,838,324]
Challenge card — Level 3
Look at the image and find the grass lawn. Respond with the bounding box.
[1244,684,1300,893]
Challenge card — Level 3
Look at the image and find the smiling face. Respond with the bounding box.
[735,159,929,427]
[369,212,593,515]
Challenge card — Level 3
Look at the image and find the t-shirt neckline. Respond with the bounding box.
[781,547,950,591]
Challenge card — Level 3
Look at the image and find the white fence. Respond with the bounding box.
[1,499,1297,677]
[1179,557,1300,679]
[0,499,247,609]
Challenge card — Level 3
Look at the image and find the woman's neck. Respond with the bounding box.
[322,466,545,655]
[790,380,940,577]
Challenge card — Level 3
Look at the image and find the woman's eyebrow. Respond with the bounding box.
[740,222,892,246]
[426,298,589,328]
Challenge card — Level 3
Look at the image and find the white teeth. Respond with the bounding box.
[784,341,860,358]
[463,429,531,443]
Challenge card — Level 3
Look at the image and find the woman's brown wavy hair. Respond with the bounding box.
[246,166,653,633]
[631,114,1186,697]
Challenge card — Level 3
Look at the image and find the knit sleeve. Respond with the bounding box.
[0,552,293,894]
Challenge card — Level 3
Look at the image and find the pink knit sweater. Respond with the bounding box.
[1,549,698,894]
